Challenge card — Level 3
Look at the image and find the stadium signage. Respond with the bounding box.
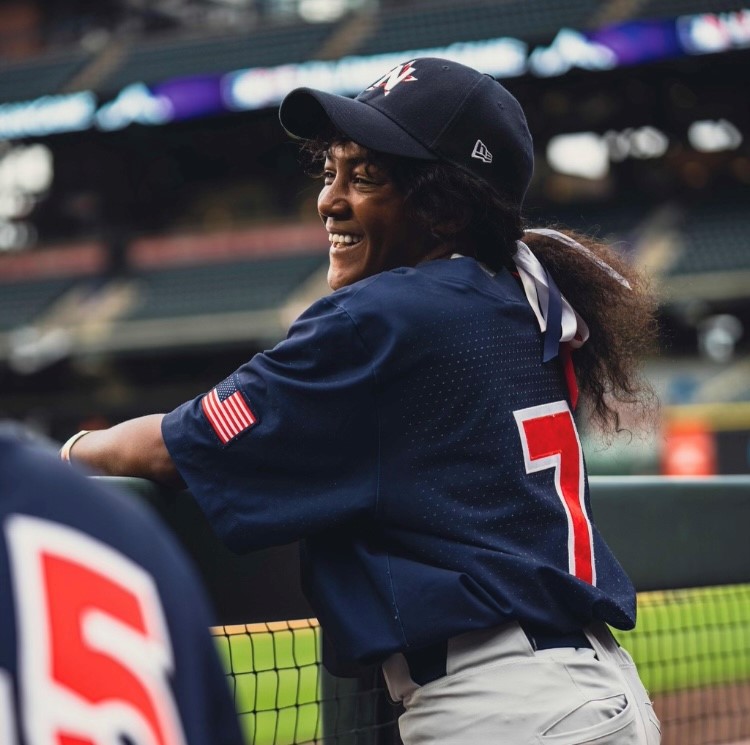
[678,8,750,54]
[224,37,527,109]
[0,92,97,140]
[0,9,747,142]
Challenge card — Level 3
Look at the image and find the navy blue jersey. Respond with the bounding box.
[0,432,243,745]
[163,257,636,669]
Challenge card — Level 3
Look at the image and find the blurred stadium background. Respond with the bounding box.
[1,0,749,476]
[1,1,749,743]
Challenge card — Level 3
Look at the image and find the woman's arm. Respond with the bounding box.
[62,414,186,489]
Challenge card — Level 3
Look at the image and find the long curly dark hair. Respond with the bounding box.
[302,138,659,435]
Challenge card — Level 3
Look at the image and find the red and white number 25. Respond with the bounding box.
[514,401,595,585]
[5,514,187,745]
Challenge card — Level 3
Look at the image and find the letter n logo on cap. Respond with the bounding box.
[367,61,417,95]
[472,140,493,163]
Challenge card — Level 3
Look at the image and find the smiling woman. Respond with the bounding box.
[317,141,449,289]
[61,56,660,744]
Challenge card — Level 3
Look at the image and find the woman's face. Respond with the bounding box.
[318,141,437,290]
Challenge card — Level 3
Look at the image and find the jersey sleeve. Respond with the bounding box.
[162,296,379,552]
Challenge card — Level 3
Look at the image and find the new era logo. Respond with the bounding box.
[471,140,493,163]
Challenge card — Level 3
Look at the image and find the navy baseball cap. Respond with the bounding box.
[279,57,534,211]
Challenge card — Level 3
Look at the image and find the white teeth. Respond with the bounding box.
[329,233,363,245]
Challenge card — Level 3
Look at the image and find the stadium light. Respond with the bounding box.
[698,314,744,364]
[0,144,52,242]
[528,28,617,77]
[688,119,743,152]
[95,84,174,131]
[546,133,610,179]
[11,144,53,194]
[606,127,669,161]
[298,0,348,22]
[547,126,672,178]
[0,220,36,252]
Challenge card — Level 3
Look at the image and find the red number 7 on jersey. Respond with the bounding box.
[514,401,595,585]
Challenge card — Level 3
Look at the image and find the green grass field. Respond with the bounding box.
[213,620,323,744]
[213,584,750,745]
[613,584,750,695]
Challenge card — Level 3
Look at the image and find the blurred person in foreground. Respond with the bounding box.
[61,58,660,743]
[0,422,244,744]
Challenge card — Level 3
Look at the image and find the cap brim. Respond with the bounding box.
[279,88,437,160]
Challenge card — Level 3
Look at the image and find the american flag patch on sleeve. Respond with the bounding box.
[201,376,257,444]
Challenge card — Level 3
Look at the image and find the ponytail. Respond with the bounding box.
[522,228,658,435]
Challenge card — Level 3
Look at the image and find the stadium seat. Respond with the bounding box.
[666,201,750,276]
[354,0,600,57]
[0,50,91,104]
[125,254,327,320]
[0,277,76,331]
[98,22,338,93]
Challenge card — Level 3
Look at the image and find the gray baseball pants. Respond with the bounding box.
[382,621,661,744]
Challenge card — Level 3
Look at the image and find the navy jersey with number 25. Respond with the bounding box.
[163,256,636,670]
[0,432,243,745]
